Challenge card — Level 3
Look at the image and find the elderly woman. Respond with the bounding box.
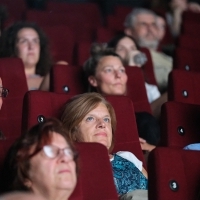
[1,118,77,200]
[83,47,159,151]
[61,92,148,199]
[0,21,52,90]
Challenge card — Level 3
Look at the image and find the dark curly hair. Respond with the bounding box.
[0,21,53,76]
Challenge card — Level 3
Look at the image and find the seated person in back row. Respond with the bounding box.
[83,45,158,152]
[0,21,53,90]
[107,33,168,119]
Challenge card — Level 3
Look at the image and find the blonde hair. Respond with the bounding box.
[61,92,116,152]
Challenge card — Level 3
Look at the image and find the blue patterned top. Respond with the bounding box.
[111,154,148,195]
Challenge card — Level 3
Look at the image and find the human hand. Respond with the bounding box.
[170,0,187,13]
[187,2,200,13]
[139,137,156,152]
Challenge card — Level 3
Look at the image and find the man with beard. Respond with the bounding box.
[124,8,172,93]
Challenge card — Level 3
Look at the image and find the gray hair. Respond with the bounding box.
[124,8,157,28]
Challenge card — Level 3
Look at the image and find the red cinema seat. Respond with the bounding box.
[25,10,95,43]
[177,35,200,51]
[42,26,75,64]
[173,47,200,72]
[181,23,200,37]
[96,27,116,43]
[182,10,200,23]
[148,147,200,200]
[106,95,145,164]
[50,64,86,95]
[0,58,28,139]
[22,91,144,164]
[46,2,102,27]
[126,67,152,114]
[168,69,200,104]
[160,101,200,148]
[70,142,118,200]
[76,42,91,67]
[140,47,158,87]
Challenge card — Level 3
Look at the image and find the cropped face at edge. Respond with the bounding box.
[77,103,112,150]
[88,55,128,95]
[26,132,77,195]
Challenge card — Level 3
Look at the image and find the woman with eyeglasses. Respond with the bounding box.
[1,118,78,200]
[0,77,9,110]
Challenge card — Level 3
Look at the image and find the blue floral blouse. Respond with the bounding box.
[111,154,148,195]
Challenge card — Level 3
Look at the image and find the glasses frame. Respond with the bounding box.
[42,145,76,161]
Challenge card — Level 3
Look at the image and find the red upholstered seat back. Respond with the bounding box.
[126,67,152,114]
[42,26,75,64]
[22,92,144,164]
[46,2,102,27]
[69,143,118,200]
[148,147,200,200]
[50,64,86,95]
[173,47,200,72]
[168,69,200,104]
[140,47,158,86]
[177,35,200,51]
[0,58,28,139]
[106,95,144,164]
[160,101,200,148]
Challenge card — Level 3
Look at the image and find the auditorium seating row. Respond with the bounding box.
[1,69,200,199]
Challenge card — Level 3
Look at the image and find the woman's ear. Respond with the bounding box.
[88,76,98,87]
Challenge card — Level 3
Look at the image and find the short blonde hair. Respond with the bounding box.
[61,93,117,152]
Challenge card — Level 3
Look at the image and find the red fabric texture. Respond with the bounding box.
[148,147,200,200]
[126,67,152,114]
[50,64,86,94]
[168,69,200,104]
[0,58,28,139]
[160,101,200,148]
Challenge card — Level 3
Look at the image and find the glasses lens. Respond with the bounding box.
[63,148,74,160]
[43,145,57,158]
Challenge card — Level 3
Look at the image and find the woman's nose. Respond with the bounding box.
[97,119,106,128]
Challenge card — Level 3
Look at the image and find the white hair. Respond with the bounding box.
[124,8,157,28]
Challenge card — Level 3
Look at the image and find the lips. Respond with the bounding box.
[95,132,107,137]
[58,169,71,174]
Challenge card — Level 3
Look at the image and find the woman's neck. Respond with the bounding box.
[25,65,36,77]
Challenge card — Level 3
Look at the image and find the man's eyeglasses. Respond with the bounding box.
[0,87,9,98]
[43,145,76,161]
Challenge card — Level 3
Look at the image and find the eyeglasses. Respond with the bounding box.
[0,87,9,98]
[43,145,75,161]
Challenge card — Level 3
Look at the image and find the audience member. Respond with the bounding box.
[83,46,158,151]
[124,8,172,93]
[61,92,148,199]
[0,21,53,90]
[1,118,77,200]
[107,34,167,118]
